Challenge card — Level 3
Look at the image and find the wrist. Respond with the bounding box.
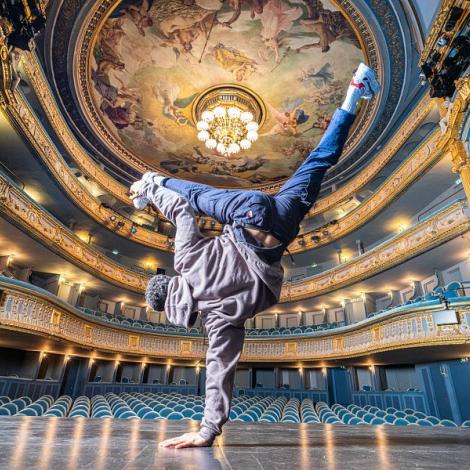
[198,426,217,444]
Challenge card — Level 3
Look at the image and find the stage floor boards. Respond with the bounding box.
[0,416,469,469]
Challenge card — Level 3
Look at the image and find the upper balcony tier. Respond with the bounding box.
[1,276,469,364]
[1,168,469,304]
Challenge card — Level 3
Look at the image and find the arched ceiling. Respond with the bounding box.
[44,0,415,191]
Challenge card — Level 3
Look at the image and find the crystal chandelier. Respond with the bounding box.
[193,85,265,157]
[196,107,259,156]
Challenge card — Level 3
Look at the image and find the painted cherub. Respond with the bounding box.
[120,0,153,36]
[152,82,197,126]
[263,97,309,136]
[258,0,302,64]
[207,43,258,81]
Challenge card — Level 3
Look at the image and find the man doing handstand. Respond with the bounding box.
[129,63,380,449]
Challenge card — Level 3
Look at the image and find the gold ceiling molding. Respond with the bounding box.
[1,281,469,362]
[280,200,470,302]
[289,128,444,253]
[73,0,381,191]
[22,53,431,220]
[4,92,174,251]
[20,52,433,226]
[1,172,468,302]
[19,53,223,232]
[0,174,147,293]
[5,62,445,255]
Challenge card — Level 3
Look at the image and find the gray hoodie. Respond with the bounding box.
[141,183,284,442]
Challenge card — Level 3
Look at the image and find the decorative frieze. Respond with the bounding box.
[1,286,469,362]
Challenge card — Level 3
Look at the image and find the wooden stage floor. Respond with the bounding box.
[0,416,469,469]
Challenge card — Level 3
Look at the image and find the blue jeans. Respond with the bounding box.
[161,108,356,262]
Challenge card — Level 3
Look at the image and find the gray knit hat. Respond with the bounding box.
[145,275,171,311]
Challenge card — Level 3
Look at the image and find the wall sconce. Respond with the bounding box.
[89,358,95,365]
[196,366,200,374]
[115,361,120,367]
[369,365,375,373]
[322,367,327,375]
[166,364,171,370]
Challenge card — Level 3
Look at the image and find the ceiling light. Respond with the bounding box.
[193,85,264,157]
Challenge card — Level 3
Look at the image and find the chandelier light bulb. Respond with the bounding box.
[196,121,209,131]
[206,138,217,149]
[240,111,254,123]
[246,130,259,142]
[213,106,226,118]
[197,130,209,142]
[228,142,240,154]
[240,139,251,150]
[246,121,259,132]
[228,106,241,119]
[216,142,226,154]
[201,110,214,122]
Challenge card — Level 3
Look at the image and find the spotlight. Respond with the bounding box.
[110,215,117,222]
[437,35,449,48]
[311,235,320,243]
[116,221,125,229]
[130,226,137,234]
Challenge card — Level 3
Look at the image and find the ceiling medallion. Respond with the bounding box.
[192,84,265,157]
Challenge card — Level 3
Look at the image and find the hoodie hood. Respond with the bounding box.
[164,276,198,328]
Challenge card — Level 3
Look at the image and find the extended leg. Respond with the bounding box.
[270,63,380,244]
[162,177,269,227]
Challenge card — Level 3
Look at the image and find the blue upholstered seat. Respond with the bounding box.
[439,419,457,427]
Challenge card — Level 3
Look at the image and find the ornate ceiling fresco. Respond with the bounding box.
[46,0,408,190]
[86,0,367,187]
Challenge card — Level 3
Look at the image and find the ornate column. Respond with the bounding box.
[450,139,470,204]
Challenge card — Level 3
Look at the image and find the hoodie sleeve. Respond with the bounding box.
[199,311,245,444]
[140,184,203,266]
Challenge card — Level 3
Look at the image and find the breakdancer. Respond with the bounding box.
[129,63,380,449]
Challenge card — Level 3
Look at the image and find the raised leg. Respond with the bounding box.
[162,177,269,227]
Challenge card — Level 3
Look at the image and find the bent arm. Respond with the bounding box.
[199,311,245,443]
[140,184,202,256]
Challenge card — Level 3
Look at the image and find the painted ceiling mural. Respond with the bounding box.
[90,0,366,187]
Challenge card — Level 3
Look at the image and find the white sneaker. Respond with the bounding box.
[351,62,380,100]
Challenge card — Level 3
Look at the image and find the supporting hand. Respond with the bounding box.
[159,432,212,449]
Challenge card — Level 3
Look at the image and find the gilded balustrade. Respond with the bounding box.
[280,200,470,302]
[0,280,469,362]
[1,173,469,302]
[0,174,148,293]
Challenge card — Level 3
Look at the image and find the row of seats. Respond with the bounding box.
[78,281,469,338]
[367,281,469,319]
[1,393,469,427]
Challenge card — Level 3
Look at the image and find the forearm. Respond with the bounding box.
[200,313,245,443]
